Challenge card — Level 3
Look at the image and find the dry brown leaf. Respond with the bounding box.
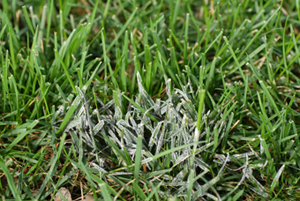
[78,195,95,201]
[53,187,72,201]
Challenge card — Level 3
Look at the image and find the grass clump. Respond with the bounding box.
[1,0,300,200]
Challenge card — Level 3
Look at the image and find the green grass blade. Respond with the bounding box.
[0,158,22,201]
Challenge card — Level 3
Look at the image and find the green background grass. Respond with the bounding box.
[1,0,300,200]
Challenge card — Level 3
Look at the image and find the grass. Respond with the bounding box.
[1,0,300,200]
